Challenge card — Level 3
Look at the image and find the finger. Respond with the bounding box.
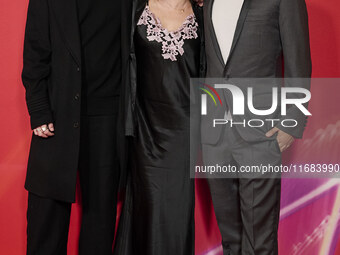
[266,127,279,137]
[283,144,290,152]
[43,129,54,136]
[287,140,294,149]
[40,132,49,138]
[38,131,48,138]
[37,127,48,138]
[277,139,285,151]
[41,124,54,136]
[41,124,48,133]
[287,140,293,147]
[284,139,294,148]
[279,143,285,152]
[48,123,54,132]
[33,129,38,135]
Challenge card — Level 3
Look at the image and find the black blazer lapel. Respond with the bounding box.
[49,0,81,66]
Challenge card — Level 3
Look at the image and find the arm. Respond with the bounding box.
[22,0,54,132]
[276,0,312,139]
[266,0,312,151]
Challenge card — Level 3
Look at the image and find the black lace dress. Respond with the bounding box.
[114,5,201,255]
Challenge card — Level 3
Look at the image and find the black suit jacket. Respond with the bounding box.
[22,0,121,202]
[202,0,312,144]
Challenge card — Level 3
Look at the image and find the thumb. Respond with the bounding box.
[266,127,278,137]
[48,123,54,132]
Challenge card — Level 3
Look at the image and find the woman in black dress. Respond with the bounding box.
[115,0,204,254]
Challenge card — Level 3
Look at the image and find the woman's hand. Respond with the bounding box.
[33,123,55,138]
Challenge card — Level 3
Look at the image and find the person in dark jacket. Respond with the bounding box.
[22,0,122,254]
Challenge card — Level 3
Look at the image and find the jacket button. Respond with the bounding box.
[74,93,80,100]
[77,67,80,72]
[73,122,79,128]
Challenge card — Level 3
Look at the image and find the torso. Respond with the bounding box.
[134,2,200,155]
[77,0,121,115]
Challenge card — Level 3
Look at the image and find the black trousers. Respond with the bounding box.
[27,115,119,255]
[202,126,281,255]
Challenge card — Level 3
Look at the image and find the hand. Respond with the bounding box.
[33,123,54,138]
[265,127,294,152]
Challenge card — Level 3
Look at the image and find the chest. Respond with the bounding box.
[136,5,200,61]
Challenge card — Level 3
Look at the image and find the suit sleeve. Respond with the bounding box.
[276,0,312,138]
[22,0,53,130]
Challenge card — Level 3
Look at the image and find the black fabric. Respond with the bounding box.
[27,193,71,255]
[114,3,201,255]
[78,115,120,255]
[77,0,121,115]
[22,0,54,130]
[22,0,121,202]
[27,115,119,255]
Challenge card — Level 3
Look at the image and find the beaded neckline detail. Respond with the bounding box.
[137,5,198,61]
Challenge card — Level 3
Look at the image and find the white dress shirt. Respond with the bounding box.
[212,0,244,63]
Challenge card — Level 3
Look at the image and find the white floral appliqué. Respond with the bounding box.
[137,6,198,61]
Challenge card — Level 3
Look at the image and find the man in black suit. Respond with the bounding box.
[22,0,122,254]
[202,0,312,254]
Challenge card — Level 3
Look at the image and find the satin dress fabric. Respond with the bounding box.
[114,5,201,255]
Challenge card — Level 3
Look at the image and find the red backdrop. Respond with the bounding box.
[1,0,340,254]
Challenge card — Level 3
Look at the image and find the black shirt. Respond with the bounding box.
[77,0,121,115]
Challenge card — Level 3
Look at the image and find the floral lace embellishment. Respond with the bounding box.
[137,6,198,61]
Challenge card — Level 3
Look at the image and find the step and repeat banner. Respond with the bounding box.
[0,0,339,254]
